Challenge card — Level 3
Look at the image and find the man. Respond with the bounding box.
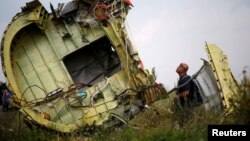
[175,63,193,110]
[0,82,4,105]
[2,89,11,112]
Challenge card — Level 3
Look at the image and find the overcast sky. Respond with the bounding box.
[0,0,250,88]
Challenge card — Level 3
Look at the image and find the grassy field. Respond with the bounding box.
[93,99,221,141]
[0,86,249,141]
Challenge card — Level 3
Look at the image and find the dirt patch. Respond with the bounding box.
[0,105,20,129]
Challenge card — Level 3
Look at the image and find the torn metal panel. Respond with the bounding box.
[205,44,241,109]
[194,60,223,113]
[1,0,166,133]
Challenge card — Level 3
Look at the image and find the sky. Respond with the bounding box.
[0,0,250,89]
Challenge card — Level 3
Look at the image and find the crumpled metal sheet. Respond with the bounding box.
[195,60,223,113]
[59,1,77,16]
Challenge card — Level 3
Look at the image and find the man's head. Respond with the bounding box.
[176,63,189,75]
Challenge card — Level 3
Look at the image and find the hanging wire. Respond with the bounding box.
[19,85,47,106]
[110,113,140,129]
[90,77,109,106]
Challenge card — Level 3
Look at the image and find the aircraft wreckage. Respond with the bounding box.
[0,0,241,133]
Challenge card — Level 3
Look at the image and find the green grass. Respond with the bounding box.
[93,91,250,141]
[1,91,249,141]
[93,104,220,141]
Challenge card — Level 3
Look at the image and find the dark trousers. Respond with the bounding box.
[177,97,194,120]
[2,102,9,112]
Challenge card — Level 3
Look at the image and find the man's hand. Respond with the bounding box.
[178,90,189,97]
